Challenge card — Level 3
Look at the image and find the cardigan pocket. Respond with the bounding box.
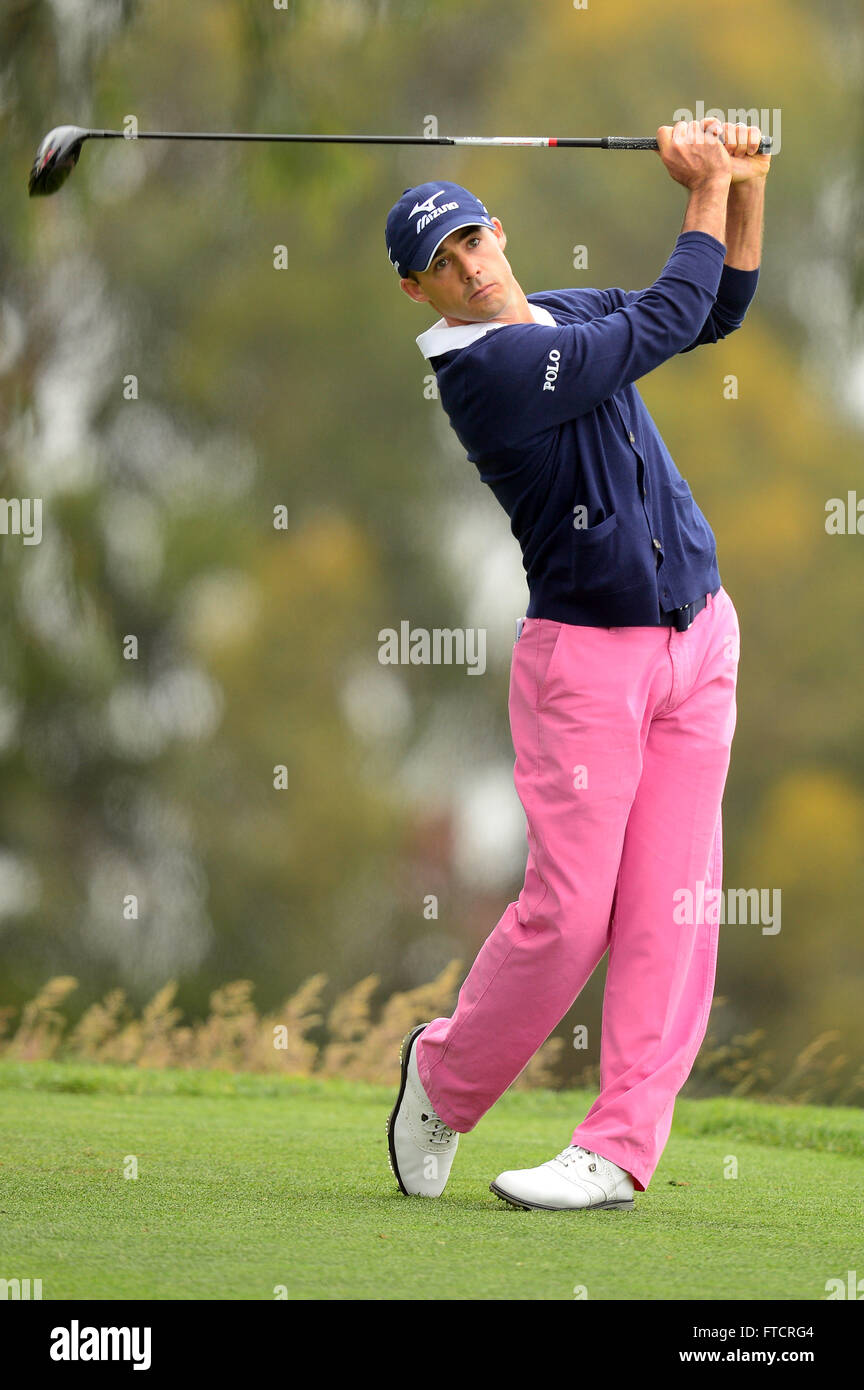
[666,481,715,568]
[571,510,644,596]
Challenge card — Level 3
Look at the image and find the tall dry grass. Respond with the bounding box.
[0,970,861,1106]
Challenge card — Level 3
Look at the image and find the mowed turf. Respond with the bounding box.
[0,1061,861,1301]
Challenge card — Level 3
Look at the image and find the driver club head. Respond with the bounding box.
[28,125,90,196]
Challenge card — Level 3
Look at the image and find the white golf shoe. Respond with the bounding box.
[490,1144,635,1211]
[386,1024,459,1197]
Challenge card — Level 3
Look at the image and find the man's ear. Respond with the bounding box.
[490,217,506,251]
[400,277,430,305]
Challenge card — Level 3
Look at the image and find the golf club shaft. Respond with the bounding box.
[82,130,773,153]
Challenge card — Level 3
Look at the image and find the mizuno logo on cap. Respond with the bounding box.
[408,191,447,218]
[408,189,460,235]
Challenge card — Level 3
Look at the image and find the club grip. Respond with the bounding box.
[604,137,662,150]
[604,135,773,153]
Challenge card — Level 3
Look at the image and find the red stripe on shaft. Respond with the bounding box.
[549,137,557,147]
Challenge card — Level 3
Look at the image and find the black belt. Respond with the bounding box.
[659,585,720,631]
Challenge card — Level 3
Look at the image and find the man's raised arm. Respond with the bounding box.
[677,121,769,350]
[662,117,770,269]
[659,118,733,243]
[724,181,766,271]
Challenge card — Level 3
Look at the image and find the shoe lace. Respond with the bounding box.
[555,1145,595,1168]
[419,1110,456,1144]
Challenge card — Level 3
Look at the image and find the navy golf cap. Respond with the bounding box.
[385,181,496,278]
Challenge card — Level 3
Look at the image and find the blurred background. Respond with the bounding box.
[1,0,862,1096]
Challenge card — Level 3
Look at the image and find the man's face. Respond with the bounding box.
[399,219,519,325]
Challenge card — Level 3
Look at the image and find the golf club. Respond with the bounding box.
[28,124,774,197]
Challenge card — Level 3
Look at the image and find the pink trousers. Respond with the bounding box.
[416,586,739,1193]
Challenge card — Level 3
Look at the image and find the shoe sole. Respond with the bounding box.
[385,1023,428,1196]
[489,1180,634,1212]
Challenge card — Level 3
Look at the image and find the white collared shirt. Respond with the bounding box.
[416,301,557,360]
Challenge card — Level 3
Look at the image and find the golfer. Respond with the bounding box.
[386,119,769,1210]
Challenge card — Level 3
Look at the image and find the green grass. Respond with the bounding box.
[0,1060,861,1300]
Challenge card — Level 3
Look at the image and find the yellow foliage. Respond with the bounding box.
[744,769,864,886]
